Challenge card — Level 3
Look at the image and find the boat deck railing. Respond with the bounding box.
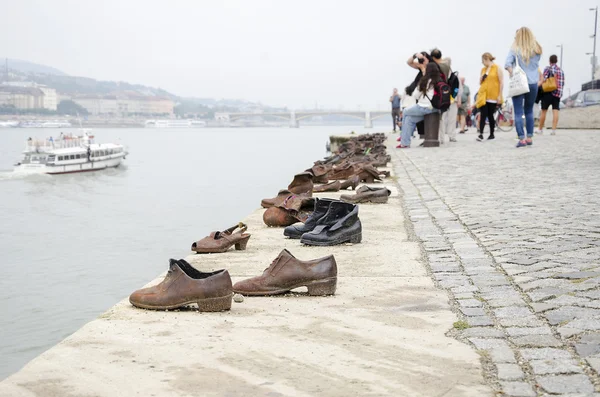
[25,136,95,152]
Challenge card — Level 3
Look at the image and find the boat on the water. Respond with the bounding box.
[145,119,206,128]
[13,131,128,175]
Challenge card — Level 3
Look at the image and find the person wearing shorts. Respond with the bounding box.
[537,54,564,135]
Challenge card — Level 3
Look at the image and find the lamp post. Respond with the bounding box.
[556,44,563,69]
[591,7,598,80]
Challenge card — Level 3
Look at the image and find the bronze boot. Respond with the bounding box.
[340,186,391,204]
[233,249,337,296]
[328,164,360,180]
[339,175,360,190]
[356,164,383,183]
[129,259,233,311]
[313,180,341,193]
[191,223,251,253]
[288,172,314,195]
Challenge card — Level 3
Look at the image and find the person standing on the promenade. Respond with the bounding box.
[432,49,458,143]
[458,77,471,133]
[476,53,503,141]
[390,88,402,132]
[397,62,441,148]
[505,27,542,148]
[537,54,564,136]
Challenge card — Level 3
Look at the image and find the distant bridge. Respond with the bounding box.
[226,110,391,128]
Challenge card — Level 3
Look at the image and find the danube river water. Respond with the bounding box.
[0,125,373,380]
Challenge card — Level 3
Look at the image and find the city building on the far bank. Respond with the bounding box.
[71,92,174,117]
[0,82,58,110]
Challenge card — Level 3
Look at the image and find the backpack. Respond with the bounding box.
[426,81,452,112]
[447,71,460,98]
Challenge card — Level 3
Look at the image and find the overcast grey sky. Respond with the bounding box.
[1,0,597,109]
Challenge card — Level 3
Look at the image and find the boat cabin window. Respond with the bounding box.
[70,155,75,160]
[58,156,64,161]
[76,154,81,159]
[48,155,55,162]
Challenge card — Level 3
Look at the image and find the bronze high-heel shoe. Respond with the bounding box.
[191,223,251,253]
[313,180,341,193]
[339,175,360,190]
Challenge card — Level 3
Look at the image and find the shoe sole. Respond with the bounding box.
[131,293,233,312]
[301,232,362,246]
[341,196,388,204]
[233,277,337,296]
[283,230,303,239]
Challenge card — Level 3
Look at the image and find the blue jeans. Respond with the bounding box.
[512,83,538,139]
[401,105,438,146]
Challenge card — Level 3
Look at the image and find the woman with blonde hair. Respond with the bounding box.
[505,27,542,148]
[476,52,503,141]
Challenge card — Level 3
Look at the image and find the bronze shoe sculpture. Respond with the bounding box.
[341,186,391,204]
[288,172,314,194]
[339,175,360,190]
[129,259,233,311]
[306,164,331,184]
[191,223,251,253]
[261,189,292,209]
[263,194,314,227]
[232,249,337,296]
[313,180,341,193]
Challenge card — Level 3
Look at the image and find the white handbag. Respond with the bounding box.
[508,56,530,97]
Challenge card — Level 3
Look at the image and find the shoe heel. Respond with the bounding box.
[197,294,232,312]
[349,233,362,244]
[235,236,250,250]
[307,278,337,296]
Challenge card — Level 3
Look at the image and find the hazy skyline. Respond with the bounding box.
[2,0,597,109]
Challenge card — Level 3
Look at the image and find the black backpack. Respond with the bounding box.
[426,81,452,112]
[447,70,460,98]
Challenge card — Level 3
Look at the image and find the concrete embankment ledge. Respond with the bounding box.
[0,135,491,396]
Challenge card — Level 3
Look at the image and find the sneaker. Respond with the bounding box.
[535,129,544,135]
[487,134,495,140]
[449,137,457,142]
[551,130,556,135]
[526,138,533,146]
[476,135,484,142]
[396,144,409,149]
[396,136,401,142]
[516,140,527,148]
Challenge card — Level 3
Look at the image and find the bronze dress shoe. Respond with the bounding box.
[129,259,233,311]
[340,186,391,204]
[261,189,292,209]
[288,172,314,194]
[192,223,251,253]
[233,249,337,296]
[339,175,360,190]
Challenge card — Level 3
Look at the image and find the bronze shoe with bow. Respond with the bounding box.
[129,259,233,311]
[232,249,337,296]
[191,223,251,253]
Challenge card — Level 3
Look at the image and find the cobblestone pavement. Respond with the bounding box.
[392,130,600,396]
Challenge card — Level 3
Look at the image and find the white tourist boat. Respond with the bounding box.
[13,131,128,175]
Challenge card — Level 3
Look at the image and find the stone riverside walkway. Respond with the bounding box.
[392,129,600,396]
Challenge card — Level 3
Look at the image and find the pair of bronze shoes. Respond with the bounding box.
[128,250,337,312]
[191,223,251,253]
[312,175,360,193]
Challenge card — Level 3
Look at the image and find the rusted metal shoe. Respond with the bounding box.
[288,172,314,195]
[339,175,360,190]
[313,180,341,193]
[191,222,251,253]
[340,186,391,204]
[261,189,292,209]
[232,249,337,296]
[129,259,233,311]
[263,194,315,227]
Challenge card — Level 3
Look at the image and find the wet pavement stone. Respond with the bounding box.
[392,132,600,395]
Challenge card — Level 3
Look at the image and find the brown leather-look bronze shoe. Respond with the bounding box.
[328,164,360,180]
[191,223,251,253]
[340,186,391,204]
[263,206,301,227]
[261,189,291,209]
[233,249,337,296]
[313,180,341,193]
[339,175,360,190]
[129,259,233,311]
[263,195,314,226]
[287,172,313,195]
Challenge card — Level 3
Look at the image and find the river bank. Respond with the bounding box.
[0,134,491,396]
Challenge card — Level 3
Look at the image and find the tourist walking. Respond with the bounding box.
[397,62,442,148]
[390,88,401,132]
[458,77,470,133]
[505,27,542,148]
[476,52,503,141]
[537,54,564,135]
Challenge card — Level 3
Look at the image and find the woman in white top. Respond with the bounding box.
[397,62,442,148]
